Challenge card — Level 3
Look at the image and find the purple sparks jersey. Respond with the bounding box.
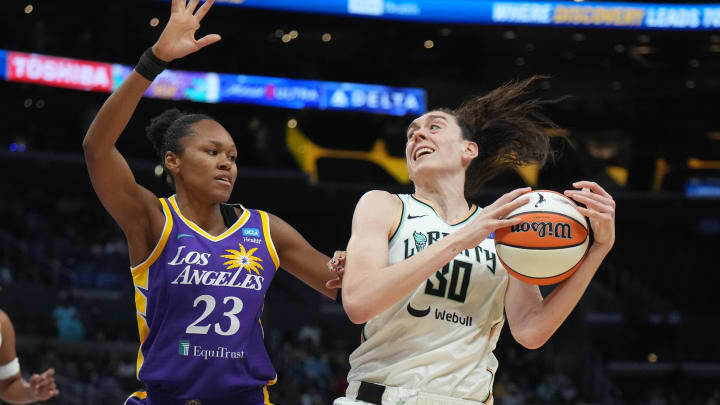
[130,196,279,402]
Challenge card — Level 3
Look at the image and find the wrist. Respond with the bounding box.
[151,43,173,63]
[590,241,613,256]
[135,46,170,81]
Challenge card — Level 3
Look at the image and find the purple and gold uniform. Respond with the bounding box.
[125,196,279,405]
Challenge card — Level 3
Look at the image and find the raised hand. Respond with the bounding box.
[152,0,221,62]
[564,181,616,252]
[458,187,532,250]
[29,368,59,402]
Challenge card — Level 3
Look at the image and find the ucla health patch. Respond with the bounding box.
[242,228,260,237]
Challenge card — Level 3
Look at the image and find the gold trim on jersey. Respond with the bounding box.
[168,195,250,242]
[263,375,277,405]
[123,390,147,405]
[259,210,280,269]
[130,198,173,380]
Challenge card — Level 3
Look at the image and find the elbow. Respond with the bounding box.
[81,135,96,157]
[342,291,372,325]
[511,327,549,350]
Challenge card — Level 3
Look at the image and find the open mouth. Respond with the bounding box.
[414,146,435,161]
[214,177,232,185]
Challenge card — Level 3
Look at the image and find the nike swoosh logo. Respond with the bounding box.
[407,214,428,220]
[406,303,431,318]
[177,233,195,239]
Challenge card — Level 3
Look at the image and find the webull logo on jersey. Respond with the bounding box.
[178,339,244,360]
[168,244,265,290]
[406,302,473,327]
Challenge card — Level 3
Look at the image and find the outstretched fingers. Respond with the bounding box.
[186,0,201,13]
[171,0,184,13]
[195,0,216,21]
[196,33,222,49]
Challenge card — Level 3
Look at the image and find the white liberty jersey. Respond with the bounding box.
[347,194,508,403]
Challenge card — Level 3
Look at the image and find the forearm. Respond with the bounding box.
[82,71,152,155]
[529,243,610,343]
[343,233,466,323]
[0,377,35,404]
[286,250,338,300]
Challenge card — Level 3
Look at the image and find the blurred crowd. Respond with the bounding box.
[1,165,719,404]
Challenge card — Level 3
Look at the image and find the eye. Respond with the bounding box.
[208,149,218,156]
[228,155,237,162]
[430,124,441,130]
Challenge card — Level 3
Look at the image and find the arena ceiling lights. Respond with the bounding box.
[211,0,720,30]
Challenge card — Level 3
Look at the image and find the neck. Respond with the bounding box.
[412,171,471,223]
[174,187,225,233]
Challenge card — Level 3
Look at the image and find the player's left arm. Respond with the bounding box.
[0,311,59,403]
[268,213,341,300]
[504,181,615,349]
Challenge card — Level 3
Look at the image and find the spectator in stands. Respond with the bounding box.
[51,291,85,341]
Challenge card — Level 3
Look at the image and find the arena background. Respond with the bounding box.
[1,0,719,403]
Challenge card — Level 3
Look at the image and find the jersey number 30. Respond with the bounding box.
[186,294,243,336]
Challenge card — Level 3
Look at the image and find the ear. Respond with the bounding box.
[164,151,181,176]
[462,141,478,164]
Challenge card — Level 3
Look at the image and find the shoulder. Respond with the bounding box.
[352,190,402,229]
[356,190,401,212]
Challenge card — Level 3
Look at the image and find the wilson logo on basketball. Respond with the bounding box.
[510,221,572,239]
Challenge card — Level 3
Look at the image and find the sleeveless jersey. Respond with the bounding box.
[347,194,508,403]
[130,196,279,400]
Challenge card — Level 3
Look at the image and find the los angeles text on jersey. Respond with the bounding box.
[168,246,264,290]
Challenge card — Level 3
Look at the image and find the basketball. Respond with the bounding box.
[494,190,590,285]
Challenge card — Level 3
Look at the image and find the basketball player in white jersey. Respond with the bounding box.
[0,310,59,403]
[336,77,616,404]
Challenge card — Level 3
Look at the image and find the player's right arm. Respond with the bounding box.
[82,0,220,265]
[343,189,530,324]
[82,69,164,265]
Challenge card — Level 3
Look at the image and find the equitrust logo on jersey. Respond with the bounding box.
[179,340,190,356]
[177,340,244,360]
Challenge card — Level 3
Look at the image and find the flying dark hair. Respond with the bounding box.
[441,75,563,203]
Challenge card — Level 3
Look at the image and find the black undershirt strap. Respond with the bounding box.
[220,203,241,228]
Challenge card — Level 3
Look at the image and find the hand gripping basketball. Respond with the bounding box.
[456,187,532,251]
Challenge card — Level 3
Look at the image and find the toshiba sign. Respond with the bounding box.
[8,52,112,92]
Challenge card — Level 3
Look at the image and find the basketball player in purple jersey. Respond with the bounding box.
[83,1,342,403]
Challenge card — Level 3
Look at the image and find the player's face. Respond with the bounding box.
[175,120,238,202]
[405,111,471,181]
